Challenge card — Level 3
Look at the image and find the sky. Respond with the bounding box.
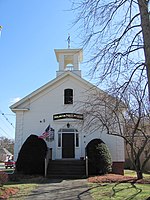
[0,0,89,140]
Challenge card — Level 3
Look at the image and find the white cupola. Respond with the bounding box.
[54,48,83,77]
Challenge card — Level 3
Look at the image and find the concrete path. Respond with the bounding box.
[25,179,93,200]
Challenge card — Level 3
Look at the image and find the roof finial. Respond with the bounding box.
[67,34,70,48]
[0,25,3,37]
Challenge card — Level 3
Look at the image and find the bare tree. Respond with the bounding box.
[78,83,150,179]
[71,0,150,179]
[72,0,150,99]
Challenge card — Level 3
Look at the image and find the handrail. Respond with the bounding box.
[44,148,51,177]
[85,155,88,177]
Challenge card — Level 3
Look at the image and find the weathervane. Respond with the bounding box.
[0,25,2,37]
[67,34,70,48]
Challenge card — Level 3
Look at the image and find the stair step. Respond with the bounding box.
[47,160,86,178]
[47,174,87,179]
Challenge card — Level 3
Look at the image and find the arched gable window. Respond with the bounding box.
[64,89,73,104]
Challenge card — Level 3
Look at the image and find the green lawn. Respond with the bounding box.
[0,176,46,200]
[1,170,149,199]
[89,170,150,200]
[89,183,150,200]
[124,170,150,178]
[3,183,38,200]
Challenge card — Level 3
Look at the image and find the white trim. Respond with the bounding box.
[54,48,83,62]
[12,108,29,111]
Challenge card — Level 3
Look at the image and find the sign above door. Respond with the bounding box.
[53,113,83,120]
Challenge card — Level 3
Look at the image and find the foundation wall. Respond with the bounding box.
[112,162,124,175]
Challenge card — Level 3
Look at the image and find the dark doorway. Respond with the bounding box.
[62,133,75,158]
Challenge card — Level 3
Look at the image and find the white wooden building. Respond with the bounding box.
[10,48,125,174]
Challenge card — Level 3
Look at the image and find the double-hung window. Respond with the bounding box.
[64,89,73,104]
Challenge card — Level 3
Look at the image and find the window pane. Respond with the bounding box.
[76,133,79,147]
[64,89,73,104]
[58,133,61,147]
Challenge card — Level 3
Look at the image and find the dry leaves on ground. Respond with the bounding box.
[0,187,19,199]
[88,174,150,184]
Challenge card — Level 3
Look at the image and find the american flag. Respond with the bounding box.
[38,125,51,139]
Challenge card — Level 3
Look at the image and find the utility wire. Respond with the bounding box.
[0,110,15,128]
[0,117,14,132]
[0,126,13,139]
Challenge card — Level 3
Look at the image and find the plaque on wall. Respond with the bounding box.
[53,113,83,120]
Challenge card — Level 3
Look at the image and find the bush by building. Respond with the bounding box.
[15,134,47,175]
[86,139,112,175]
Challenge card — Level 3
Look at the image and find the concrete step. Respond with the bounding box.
[47,160,86,178]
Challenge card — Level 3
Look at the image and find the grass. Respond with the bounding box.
[1,170,149,199]
[0,176,46,200]
[89,170,150,200]
[124,170,150,178]
[3,183,38,200]
[90,183,150,200]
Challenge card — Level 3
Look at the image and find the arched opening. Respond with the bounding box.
[86,139,112,175]
[64,55,74,71]
[65,63,74,71]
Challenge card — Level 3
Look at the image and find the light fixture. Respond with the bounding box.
[67,123,70,128]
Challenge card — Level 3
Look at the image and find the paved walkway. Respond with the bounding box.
[25,179,93,200]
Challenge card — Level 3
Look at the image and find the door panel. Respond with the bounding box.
[62,133,75,158]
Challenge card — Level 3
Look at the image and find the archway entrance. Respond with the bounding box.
[86,139,112,175]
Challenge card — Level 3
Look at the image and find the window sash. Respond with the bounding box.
[64,89,73,104]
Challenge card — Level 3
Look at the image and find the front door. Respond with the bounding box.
[62,133,75,158]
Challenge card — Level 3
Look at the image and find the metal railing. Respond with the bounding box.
[44,148,51,177]
[85,155,88,177]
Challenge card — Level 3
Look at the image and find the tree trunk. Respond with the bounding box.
[136,170,143,180]
[135,157,143,179]
[138,0,150,100]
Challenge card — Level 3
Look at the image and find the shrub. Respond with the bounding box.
[96,143,112,174]
[0,171,8,187]
[87,139,112,175]
[16,134,47,175]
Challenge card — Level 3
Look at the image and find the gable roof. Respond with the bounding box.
[10,71,102,111]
